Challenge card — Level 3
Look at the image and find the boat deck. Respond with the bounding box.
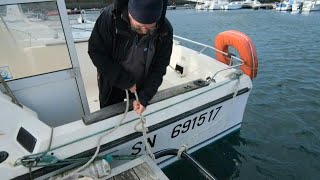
[75,41,234,113]
[104,155,168,180]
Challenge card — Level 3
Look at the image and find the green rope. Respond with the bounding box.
[20,154,141,168]
[18,78,236,167]
[111,155,141,161]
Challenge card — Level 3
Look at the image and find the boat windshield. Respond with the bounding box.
[0,2,71,81]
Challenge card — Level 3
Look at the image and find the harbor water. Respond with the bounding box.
[163,9,320,180]
[74,9,320,179]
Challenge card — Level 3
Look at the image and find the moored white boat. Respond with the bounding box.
[167,3,177,10]
[208,0,229,10]
[0,0,259,179]
[242,0,261,8]
[302,0,320,12]
[222,1,244,10]
[275,0,293,11]
[291,0,304,13]
[195,0,212,10]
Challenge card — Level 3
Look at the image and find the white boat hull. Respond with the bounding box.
[195,0,211,10]
[292,2,303,13]
[222,3,243,10]
[0,38,253,179]
[302,1,320,12]
[276,3,292,11]
[0,77,251,179]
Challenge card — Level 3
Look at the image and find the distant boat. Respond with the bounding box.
[182,3,195,9]
[195,0,211,10]
[302,0,320,12]
[47,8,81,16]
[167,3,176,10]
[221,1,244,10]
[275,1,293,11]
[208,0,229,10]
[291,0,303,13]
[242,0,261,8]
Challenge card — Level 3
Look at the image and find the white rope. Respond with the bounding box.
[133,92,156,161]
[61,90,155,179]
[60,90,130,180]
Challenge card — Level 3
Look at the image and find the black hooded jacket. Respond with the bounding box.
[88,0,173,108]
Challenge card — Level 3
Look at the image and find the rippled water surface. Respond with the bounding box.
[163,9,320,180]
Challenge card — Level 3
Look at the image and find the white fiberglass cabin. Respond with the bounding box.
[0,0,258,179]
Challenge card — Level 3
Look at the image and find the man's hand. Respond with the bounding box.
[133,100,146,116]
[129,84,137,93]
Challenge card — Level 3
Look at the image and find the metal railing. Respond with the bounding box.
[173,35,244,63]
[173,35,244,81]
[0,75,22,107]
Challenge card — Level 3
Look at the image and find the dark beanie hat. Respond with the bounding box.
[128,0,163,24]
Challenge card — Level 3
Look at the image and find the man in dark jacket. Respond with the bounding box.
[88,0,173,115]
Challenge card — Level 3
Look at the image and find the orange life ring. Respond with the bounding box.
[214,30,258,79]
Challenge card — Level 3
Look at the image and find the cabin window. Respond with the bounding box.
[0,2,72,81]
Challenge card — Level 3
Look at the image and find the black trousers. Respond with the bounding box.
[99,86,135,108]
[97,72,135,109]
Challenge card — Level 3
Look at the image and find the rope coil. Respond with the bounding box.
[133,92,155,161]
